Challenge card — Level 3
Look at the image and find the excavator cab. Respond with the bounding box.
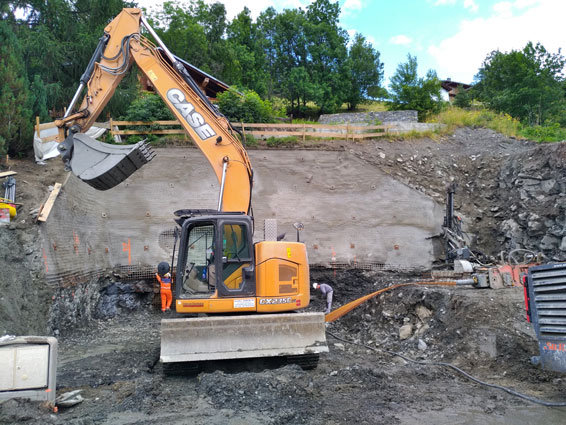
[175,211,256,306]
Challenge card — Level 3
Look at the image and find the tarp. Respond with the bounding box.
[34,126,107,164]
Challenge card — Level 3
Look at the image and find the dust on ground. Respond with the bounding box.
[2,130,566,424]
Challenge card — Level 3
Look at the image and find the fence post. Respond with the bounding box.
[346,123,349,142]
[36,116,40,137]
[303,123,306,143]
[109,117,114,140]
[241,121,247,144]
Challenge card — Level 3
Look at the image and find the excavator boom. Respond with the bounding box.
[57,8,253,214]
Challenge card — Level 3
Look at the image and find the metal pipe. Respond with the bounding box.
[140,15,177,66]
[64,83,85,118]
[217,160,228,211]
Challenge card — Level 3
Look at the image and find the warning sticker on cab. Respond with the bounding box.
[234,299,255,309]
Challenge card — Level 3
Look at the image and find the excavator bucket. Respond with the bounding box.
[160,312,328,367]
[59,133,155,191]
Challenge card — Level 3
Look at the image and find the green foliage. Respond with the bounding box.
[241,133,258,147]
[119,93,175,144]
[0,20,33,155]
[120,93,175,122]
[388,54,443,121]
[519,123,566,142]
[30,75,50,122]
[432,107,521,137]
[345,33,384,110]
[217,89,277,123]
[452,85,472,108]
[433,106,566,143]
[265,136,299,147]
[474,42,566,125]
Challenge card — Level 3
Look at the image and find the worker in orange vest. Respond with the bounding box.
[156,261,172,312]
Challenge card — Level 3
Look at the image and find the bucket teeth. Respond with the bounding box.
[65,134,156,191]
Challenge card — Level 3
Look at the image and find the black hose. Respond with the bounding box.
[326,331,566,408]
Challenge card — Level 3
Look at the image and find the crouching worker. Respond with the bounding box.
[313,282,333,314]
[156,261,172,312]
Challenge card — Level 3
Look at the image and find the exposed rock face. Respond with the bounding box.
[496,142,566,261]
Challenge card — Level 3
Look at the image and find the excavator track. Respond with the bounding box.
[287,353,320,370]
[162,361,200,376]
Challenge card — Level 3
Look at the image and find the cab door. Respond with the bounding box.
[215,220,255,297]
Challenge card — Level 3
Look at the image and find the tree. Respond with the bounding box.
[453,85,472,108]
[474,42,565,125]
[304,0,349,113]
[216,88,277,123]
[388,54,442,121]
[0,20,33,155]
[150,2,208,70]
[345,33,384,110]
[227,7,268,96]
[30,74,50,122]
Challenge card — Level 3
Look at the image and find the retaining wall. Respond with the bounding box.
[40,148,444,286]
[319,111,418,124]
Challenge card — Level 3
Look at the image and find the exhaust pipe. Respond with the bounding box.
[58,132,155,190]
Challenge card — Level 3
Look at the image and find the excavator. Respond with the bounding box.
[53,8,328,371]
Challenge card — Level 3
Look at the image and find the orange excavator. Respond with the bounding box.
[54,8,327,371]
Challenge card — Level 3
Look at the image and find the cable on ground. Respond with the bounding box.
[327,331,566,408]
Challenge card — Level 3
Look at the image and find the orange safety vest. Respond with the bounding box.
[156,274,171,291]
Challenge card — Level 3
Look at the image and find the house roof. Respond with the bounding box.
[441,80,472,91]
[139,48,233,100]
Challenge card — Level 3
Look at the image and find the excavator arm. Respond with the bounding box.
[56,8,253,214]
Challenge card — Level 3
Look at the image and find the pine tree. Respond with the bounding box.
[0,21,33,155]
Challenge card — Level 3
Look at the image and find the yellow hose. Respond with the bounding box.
[324,281,458,323]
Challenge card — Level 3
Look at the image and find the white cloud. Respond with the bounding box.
[390,35,413,45]
[342,0,364,13]
[428,0,566,83]
[464,0,478,12]
[433,0,478,12]
[492,1,513,16]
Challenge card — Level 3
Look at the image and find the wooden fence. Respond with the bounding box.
[35,118,391,142]
[107,120,390,141]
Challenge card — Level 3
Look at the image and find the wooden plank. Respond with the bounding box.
[37,121,109,131]
[248,131,306,137]
[37,121,57,130]
[37,182,62,222]
[233,123,389,130]
[114,129,186,135]
[0,171,17,179]
[111,120,181,126]
[351,133,388,139]
[39,134,59,143]
[249,131,350,138]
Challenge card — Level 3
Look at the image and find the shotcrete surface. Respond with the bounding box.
[42,148,443,284]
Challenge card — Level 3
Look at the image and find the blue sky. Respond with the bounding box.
[138,0,566,86]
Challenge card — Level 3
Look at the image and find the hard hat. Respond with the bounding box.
[312,282,318,290]
[157,261,170,276]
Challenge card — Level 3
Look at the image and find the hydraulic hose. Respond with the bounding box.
[325,280,472,323]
